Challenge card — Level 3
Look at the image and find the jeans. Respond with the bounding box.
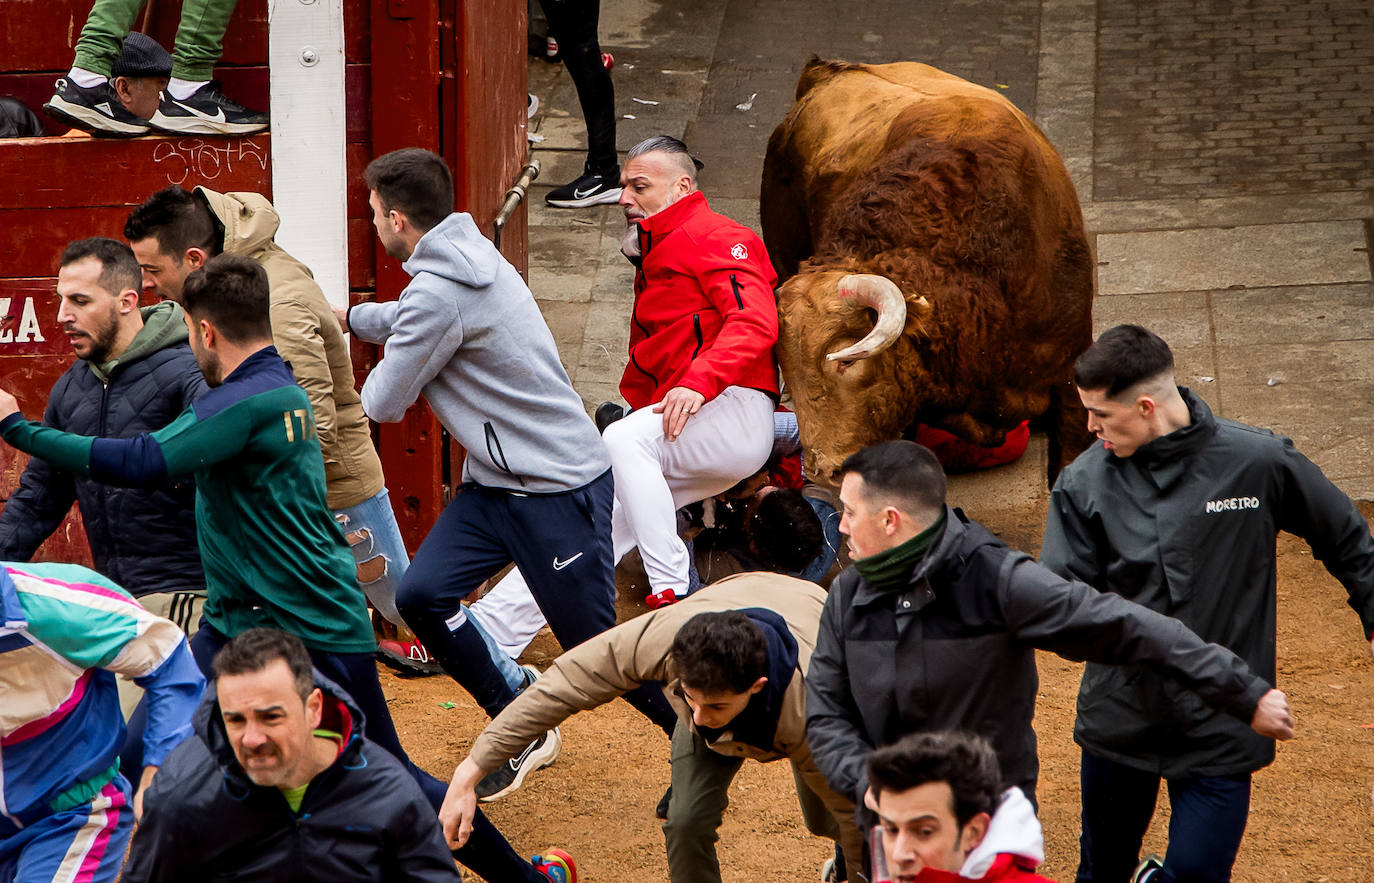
[798,496,841,584]
[73,0,239,80]
[1076,750,1252,883]
[335,487,524,694]
[189,623,544,882]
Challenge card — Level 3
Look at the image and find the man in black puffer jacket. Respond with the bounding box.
[123,628,463,882]
[0,237,206,632]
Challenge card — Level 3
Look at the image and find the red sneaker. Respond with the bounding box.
[532,849,577,882]
[645,588,681,610]
[376,638,443,676]
[601,52,615,70]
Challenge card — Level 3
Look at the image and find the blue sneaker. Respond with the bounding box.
[532,849,577,882]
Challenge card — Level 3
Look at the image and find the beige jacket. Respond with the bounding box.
[198,188,384,510]
[470,573,859,865]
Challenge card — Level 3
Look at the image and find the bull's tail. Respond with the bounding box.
[796,56,865,101]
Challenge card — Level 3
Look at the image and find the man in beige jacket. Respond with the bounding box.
[438,573,861,883]
[121,186,527,689]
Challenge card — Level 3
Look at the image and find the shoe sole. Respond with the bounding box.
[545,187,623,209]
[479,727,561,803]
[149,112,269,136]
[43,97,149,137]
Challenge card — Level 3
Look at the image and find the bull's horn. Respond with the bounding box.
[825,274,911,362]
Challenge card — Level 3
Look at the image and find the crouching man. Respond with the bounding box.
[867,731,1053,883]
[123,628,464,882]
[438,574,862,883]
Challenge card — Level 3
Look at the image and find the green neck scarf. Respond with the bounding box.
[853,509,947,592]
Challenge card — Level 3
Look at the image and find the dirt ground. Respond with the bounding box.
[384,497,1374,882]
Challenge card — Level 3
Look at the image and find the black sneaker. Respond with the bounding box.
[476,728,562,801]
[150,81,268,135]
[594,401,625,433]
[545,168,622,208]
[43,78,151,137]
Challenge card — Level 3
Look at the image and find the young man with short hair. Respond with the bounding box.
[438,574,859,882]
[1042,324,1374,883]
[867,731,1052,883]
[0,237,206,631]
[125,184,479,676]
[0,255,571,882]
[123,628,472,881]
[805,440,1296,860]
[345,147,677,796]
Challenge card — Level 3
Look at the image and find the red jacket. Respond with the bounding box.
[620,191,779,409]
[908,855,1056,882]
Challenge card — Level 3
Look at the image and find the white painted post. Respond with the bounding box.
[267,0,349,310]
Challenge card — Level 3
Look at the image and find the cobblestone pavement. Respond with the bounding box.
[1095,0,1374,201]
[525,0,1374,498]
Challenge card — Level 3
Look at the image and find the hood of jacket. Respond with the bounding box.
[403,212,500,289]
[195,187,280,258]
[89,301,190,383]
[960,787,1044,878]
[195,668,366,791]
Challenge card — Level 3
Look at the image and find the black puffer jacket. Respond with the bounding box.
[123,673,461,882]
[806,506,1269,811]
[0,304,205,595]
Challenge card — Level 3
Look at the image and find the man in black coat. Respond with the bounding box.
[804,440,1295,876]
[1041,324,1374,883]
[0,236,206,631]
[123,628,462,882]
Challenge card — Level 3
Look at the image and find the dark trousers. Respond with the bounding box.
[538,0,617,173]
[189,623,544,882]
[396,471,676,735]
[1076,750,1252,883]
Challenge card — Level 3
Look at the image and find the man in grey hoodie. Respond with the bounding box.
[346,148,677,796]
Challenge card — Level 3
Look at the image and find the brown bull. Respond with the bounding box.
[762,58,1095,487]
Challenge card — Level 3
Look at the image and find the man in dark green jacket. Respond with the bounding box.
[1042,324,1374,883]
[805,440,1294,881]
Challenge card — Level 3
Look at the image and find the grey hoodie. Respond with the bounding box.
[349,212,609,493]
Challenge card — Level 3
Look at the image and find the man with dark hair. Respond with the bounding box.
[126,184,476,676]
[122,628,468,881]
[0,255,572,882]
[345,146,677,798]
[805,440,1297,879]
[438,575,861,882]
[867,731,1053,882]
[0,237,206,644]
[44,3,266,136]
[1041,324,1374,883]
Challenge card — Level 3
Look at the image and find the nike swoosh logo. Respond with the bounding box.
[552,552,583,571]
[572,186,600,199]
[173,101,227,124]
[509,737,540,770]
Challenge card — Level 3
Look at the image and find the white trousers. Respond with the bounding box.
[471,386,775,656]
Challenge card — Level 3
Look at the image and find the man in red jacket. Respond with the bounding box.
[610,135,780,607]
[868,730,1055,883]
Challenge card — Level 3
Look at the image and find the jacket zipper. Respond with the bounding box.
[483,422,527,487]
[729,274,744,310]
[691,314,703,358]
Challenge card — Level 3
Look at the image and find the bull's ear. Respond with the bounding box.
[910,295,932,319]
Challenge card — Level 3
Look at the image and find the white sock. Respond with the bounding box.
[167,78,207,100]
[67,67,106,88]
